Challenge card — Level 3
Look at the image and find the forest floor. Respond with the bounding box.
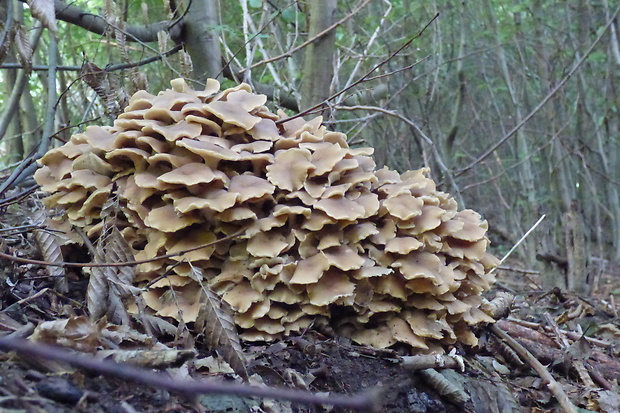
[0,201,619,413]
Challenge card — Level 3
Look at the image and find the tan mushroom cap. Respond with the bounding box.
[177,138,240,169]
[223,281,264,313]
[158,162,228,186]
[289,253,330,284]
[315,196,366,221]
[307,269,356,306]
[229,173,275,202]
[382,193,424,220]
[144,204,200,232]
[266,148,315,191]
[142,284,202,323]
[247,231,291,258]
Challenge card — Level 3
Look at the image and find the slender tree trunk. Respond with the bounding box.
[183,0,222,82]
[4,65,24,163]
[300,0,337,112]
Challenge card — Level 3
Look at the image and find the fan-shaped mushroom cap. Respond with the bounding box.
[266,148,314,191]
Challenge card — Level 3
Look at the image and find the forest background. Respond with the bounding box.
[0,0,619,297]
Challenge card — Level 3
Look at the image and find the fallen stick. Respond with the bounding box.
[505,317,611,348]
[490,324,578,413]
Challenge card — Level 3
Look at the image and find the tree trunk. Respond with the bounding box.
[183,0,222,82]
[300,0,337,112]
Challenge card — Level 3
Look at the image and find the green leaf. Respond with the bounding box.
[281,8,297,24]
[249,0,262,8]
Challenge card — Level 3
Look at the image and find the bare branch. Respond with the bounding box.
[17,0,183,42]
[0,24,43,143]
[490,324,579,413]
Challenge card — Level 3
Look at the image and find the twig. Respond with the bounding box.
[401,355,460,371]
[0,185,38,207]
[0,230,245,268]
[496,265,540,274]
[490,324,578,413]
[543,313,596,389]
[276,13,439,125]
[0,25,43,143]
[0,337,380,411]
[237,0,372,75]
[0,45,184,72]
[506,317,611,348]
[36,0,183,43]
[0,33,59,191]
[0,0,14,58]
[220,2,285,81]
[489,215,546,274]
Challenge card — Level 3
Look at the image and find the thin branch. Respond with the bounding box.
[238,0,372,75]
[490,324,578,413]
[0,0,14,62]
[0,229,245,268]
[219,6,282,80]
[0,32,60,191]
[0,185,38,208]
[276,13,440,125]
[38,34,58,157]
[0,337,379,411]
[0,44,183,72]
[339,0,393,102]
[489,215,546,274]
[455,4,620,177]
[19,0,184,43]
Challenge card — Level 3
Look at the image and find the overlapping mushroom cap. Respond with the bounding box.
[35,78,499,353]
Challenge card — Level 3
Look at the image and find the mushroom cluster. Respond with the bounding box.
[35,79,498,353]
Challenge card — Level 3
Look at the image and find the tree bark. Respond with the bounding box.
[300,0,337,112]
[182,0,222,82]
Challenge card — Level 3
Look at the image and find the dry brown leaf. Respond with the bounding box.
[101,322,152,345]
[30,316,102,352]
[0,26,17,65]
[81,61,109,103]
[32,209,67,293]
[131,70,148,93]
[418,368,469,406]
[179,50,193,78]
[97,349,196,369]
[194,356,235,375]
[114,21,129,63]
[157,30,170,55]
[596,390,620,413]
[26,0,58,32]
[192,265,248,381]
[139,314,178,337]
[15,24,32,73]
[87,227,138,325]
